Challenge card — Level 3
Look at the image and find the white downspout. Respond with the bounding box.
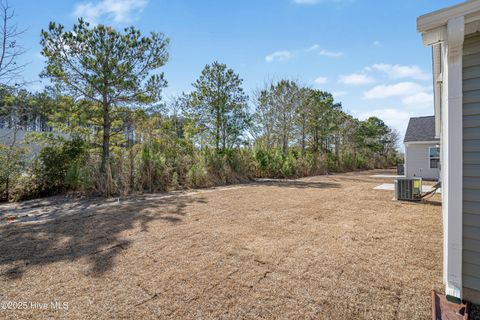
[433,44,442,140]
[443,15,464,300]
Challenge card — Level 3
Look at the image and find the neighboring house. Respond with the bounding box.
[418,0,480,305]
[0,110,138,153]
[404,116,440,180]
[0,113,53,156]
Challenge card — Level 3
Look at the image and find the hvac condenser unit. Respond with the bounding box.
[395,177,422,201]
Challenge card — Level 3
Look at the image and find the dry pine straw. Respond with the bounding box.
[0,170,443,320]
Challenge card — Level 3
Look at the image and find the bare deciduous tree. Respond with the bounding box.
[0,0,26,85]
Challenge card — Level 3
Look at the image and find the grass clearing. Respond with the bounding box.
[0,169,442,319]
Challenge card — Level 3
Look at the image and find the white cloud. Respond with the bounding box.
[402,92,433,108]
[354,65,434,141]
[363,82,427,100]
[266,44,342,63]
[332,91,347,97]
[265,50,293,63]
[309,44,343,57]
[358,108,412,137]
[73,0,148,24]
[372,63,430,81]
[306,44,320,52]
[373,41,382,47]
[339,73,375,85]
[314,76,328,84]
[318,49,343,57]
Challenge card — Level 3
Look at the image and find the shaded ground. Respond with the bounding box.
[0,170,443,319]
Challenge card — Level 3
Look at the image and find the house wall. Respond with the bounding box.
[404,142,440,180]
[462,32,480,304]
[0,128,62,156]
[0,128,41,153]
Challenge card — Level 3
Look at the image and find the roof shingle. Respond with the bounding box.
[404,116,438,142]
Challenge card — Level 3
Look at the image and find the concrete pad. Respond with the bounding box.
[374,183,395,191]
[370,174,404,178]
[374,183,442,194]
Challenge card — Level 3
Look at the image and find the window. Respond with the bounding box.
[429,146,440,169]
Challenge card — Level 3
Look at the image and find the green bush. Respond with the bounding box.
[65,158,94,191]
[326,154,338,172]
[254,147,284,177]
[339,151,355,171]
[204,150,228,184]
[138,140,170,192]
[0,144,27,202]
[31,139,88,197]
[226,148,256,180]
[9,173,39,202]
[280,152,297,177]
[3,134,400,201]
[355,156,368,169]
[187,160,208,188]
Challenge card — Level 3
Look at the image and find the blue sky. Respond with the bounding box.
[14,0,461,140]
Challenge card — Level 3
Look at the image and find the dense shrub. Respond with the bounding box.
[7,139,88,200]
[4,141,400,201]
[254,147,330,178]
[9,173,39,202]
[35,139,87,194]
[339,152,355,171]
[0,145,27,202]
[254,148,284,178]
[225,148,256,180]
[326,154,338,173]
[187,159,209,188]
[138,140,170,192]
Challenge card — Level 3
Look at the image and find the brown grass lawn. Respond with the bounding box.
[0,170,443,319]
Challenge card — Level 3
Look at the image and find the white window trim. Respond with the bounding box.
[404,140,439,146]
[429,146,440,169]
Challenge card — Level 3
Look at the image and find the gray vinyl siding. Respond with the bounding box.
[463,33,480,303]
[0,129,68,157]
[0,129,42,155]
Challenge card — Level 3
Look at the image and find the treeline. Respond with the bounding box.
[0,20,400,201]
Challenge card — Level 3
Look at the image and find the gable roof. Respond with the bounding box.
[404,116,439,143]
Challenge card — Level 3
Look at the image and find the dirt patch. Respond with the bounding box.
[0,169,443,319]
